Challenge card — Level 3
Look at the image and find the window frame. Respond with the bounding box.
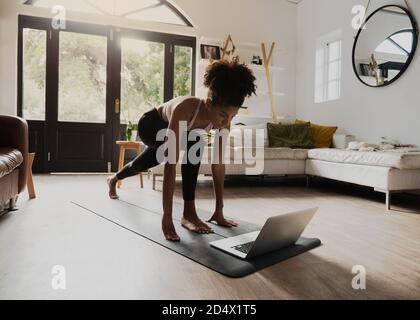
[315,38,342,104]
[375,29,415,56]
[22,0,194,27]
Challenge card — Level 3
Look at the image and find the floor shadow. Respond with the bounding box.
[0,210,14,225]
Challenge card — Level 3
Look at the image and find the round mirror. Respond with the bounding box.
[352,5,418,87]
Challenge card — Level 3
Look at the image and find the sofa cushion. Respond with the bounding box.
[233,147,308,161]
[267,123,313,149]
[201,146,308,163]
[0,148,24,179]
[308,148,420,170]
[296,119,338,148]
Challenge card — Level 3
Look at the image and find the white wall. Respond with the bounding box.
[0,0,19,115]
[0,0,297,120]
[296,0,420,146]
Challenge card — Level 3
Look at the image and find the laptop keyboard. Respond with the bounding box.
[232,241,255,254]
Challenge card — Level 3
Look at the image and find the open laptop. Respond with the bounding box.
[210,207,318,260]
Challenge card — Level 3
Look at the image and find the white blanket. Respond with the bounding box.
[347,141,420,153]
[308,148,420,170]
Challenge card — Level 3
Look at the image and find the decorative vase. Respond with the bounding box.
[131,130,137,141]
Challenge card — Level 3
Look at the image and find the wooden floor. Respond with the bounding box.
[0,174,419,300]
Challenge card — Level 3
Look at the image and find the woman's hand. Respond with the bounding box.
[208,210,238,228]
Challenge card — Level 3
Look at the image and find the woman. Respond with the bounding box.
[107,59,257,241]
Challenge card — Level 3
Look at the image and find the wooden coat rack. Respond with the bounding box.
[216,36,279,123]
[261,42,278,123]
[220,34,237,61]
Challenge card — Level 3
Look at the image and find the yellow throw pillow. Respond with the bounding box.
[295,119,338,148]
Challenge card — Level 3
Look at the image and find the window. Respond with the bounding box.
[22,28,47,120]
[58,32,108,123]
[375,30,413,56]
[315,38,342,103]
[24,0,193,27]
[174,45,193,98]
[121,38,165,124]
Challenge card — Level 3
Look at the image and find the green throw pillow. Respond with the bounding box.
[267,122,313,149]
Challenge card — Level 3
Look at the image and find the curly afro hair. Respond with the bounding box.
[203,59,257,108]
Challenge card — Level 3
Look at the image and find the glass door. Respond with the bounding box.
[46,26,112,172]
[112,29,195,169]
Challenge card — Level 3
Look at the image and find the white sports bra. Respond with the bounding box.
[160,96,213,132]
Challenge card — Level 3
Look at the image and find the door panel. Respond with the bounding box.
[27,121,45,173]
[49,30,111,172]
[53,123,108,171]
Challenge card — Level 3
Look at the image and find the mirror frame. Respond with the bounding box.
[352,5,419,88]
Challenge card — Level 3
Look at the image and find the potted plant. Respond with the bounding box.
[125,121,137,141]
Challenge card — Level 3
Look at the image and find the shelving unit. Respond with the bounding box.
[197,36,285,123]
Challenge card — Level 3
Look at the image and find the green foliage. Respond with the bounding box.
[125,121,137,141]
[23,29,46,120]
[58,32,107,122]
[121,40,165,124]
[174,46,192,98]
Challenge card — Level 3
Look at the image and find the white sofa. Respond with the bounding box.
[149,125,420,210]
[306,148,420,209]
[150,123,312,188]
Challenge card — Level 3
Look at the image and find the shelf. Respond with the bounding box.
[197,59,284,73]
[199,37,282,52]
[248,64,285,72]
[197,59,212,66]
[255,91,285,97]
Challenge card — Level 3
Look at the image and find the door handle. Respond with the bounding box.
[115,98,120,114]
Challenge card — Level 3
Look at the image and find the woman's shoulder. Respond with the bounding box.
[174,95,200,105]
[172,96,201,111]
[166,96,201,122]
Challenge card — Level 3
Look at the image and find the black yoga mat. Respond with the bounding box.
[72,195,321,278]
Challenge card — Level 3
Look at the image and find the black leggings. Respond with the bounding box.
[116,108,203,201]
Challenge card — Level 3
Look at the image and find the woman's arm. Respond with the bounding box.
[211,161,225,212]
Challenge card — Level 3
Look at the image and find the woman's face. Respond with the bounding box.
[207,104,239,129]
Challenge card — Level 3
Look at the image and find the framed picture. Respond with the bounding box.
[360,63,373,77]
[201,44,221,60]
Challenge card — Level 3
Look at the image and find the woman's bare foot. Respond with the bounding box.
[107,175,119,200]
[181,201,213,234]
[208,213,238,228]
[162,218,180,241]
[181,215,213,234]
